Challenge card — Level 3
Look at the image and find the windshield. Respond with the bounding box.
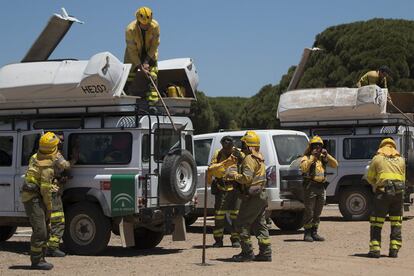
[272,135,308,165]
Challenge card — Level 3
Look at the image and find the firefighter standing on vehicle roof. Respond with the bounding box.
[357,65,391,89]
[20,132,77,270]
[47,134,77,258]
[301,136,338,242]
[207,136,243,248]
[124,6,160,105]
[225,131,271,262]
[366,138,405,258]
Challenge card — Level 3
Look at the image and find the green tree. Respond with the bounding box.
[190,91,217,134]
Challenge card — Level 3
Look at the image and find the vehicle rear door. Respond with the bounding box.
[0,132,17,212]
[194,138,214,209]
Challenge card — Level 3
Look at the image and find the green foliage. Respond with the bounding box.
[209,97,248,130]
[190,91,217,134]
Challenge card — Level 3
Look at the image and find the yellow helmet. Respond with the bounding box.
[379,138,396,149]
[136,6,153,25]
[39,132,60,154]
[241,130,260,147]
[310,136,323,145]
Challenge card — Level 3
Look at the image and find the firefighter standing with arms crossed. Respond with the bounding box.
[207,136,242,248]
[301,136,338,242]
[20,132,76,270]
[366,138,405,258]
[225,131,272,262]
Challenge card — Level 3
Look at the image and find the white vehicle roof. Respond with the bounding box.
[194,129,307,140]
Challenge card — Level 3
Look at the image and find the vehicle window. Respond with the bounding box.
[142,134,150,163]
[323,139,336,158]
[273,135,308,165]
[194,139,212,166]
[185,135,193,154]
[343,137,388,160]
[22,134,41,166]
[0,136,13,167]
[154,129,180,162]
[69,132,132,165]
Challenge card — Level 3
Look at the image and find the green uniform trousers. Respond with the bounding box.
[303,180,325,230]
[369,190,403,253]
[213,189,240,242]
[23,196,48,264]
[235,190,271,256]
[48,191,65,250]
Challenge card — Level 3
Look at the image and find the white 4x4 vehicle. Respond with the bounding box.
[187,130,309,231]
[0,11,198,255]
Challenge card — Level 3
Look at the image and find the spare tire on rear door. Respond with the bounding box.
[160,149,197,204]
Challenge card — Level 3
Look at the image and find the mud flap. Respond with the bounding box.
[119,218,135,247]
[172,215,187,241]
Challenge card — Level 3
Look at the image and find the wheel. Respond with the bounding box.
[0,226,17,242]
[160,149,197,204]
[63,201,111,255]
[271,210,304,231]
[133,228,164,249]
[407,149,414,186]
[184,215,198,226]
[339,186,372,221]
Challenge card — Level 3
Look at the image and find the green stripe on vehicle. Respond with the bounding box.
[111,174,136,217]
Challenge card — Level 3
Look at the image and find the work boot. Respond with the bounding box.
[389,249,398,258]
[231,240,241,248]
[212,240,223,248]
[303,229,314,242]
[31,260,54,270]
[311,227,325,241]
[254,254,272,262]
[232,252,254,262]
[368,251,380,258]
[46,248,66,257]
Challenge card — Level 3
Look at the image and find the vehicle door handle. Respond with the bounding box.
[0,183,11,187]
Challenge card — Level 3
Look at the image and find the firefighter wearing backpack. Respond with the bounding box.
[225,131,271,262]
[20,132,75,270]
[300,136,338,242]
[366,138,405,258]
[207,136,243,248]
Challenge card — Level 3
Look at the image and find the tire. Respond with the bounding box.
[133,227,164,249]
[339,186,372,221]
[271,210,304,231]
[63,201,111,255]
[160,149,197,204]
[184,215,198,226]
[407,149,414,186]
[0,226,17,242]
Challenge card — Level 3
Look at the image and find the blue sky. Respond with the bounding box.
[0,0,413,97]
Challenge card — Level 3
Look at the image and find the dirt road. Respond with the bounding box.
[1,206,413,276]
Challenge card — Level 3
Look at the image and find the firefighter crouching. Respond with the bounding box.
[225,131,271,262]
[301,136,338,242]
[366,138,405,258]
[20,132,76,270]
[207,136,243,248]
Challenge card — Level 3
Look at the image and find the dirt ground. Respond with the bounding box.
[1,206,414,276]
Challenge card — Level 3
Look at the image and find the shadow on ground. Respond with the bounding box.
[351,253,388,258]
[0,241,29,255]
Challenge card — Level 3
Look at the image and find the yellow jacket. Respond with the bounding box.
[207,148,243,191]
[124,19,160,69]
[357,70,387,88]
[228,150,266,188]
[21,152,71,210]
[367,147,405,192]
[300,154,338,183]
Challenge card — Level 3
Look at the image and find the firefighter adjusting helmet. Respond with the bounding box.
[136,6,153,25]
[39,132,60,154]
[241,130,260,147]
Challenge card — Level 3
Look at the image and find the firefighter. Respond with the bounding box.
[207,136,243,248]
[20,132,64,269]
[301,136,338,242]
[357,65,391,88]
[225,131,271,262]
[366,138,405,258]
[124,6,160,105]
[46,134,77,257]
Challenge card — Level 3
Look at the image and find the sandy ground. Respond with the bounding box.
[1,206,414,276]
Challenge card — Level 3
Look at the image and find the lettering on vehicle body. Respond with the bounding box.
[81,84,108,94]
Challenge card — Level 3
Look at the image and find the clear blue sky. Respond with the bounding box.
[1,0,413,97]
